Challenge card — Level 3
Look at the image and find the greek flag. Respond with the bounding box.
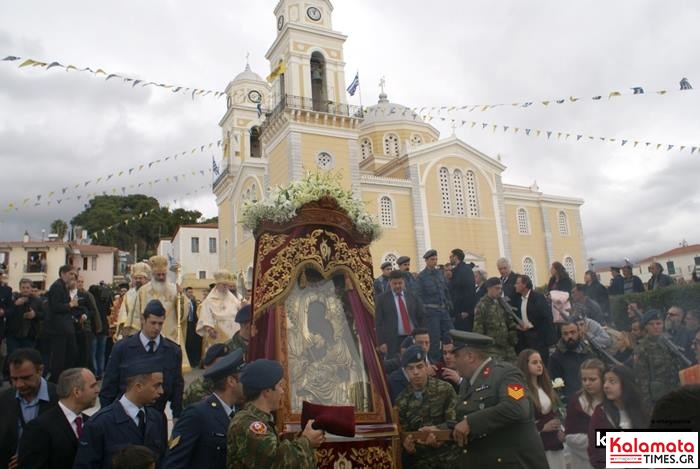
[680,77,693,90]
[212,156,220,176]
[346,72,360,96]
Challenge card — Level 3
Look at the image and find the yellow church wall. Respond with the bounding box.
[233,236,255,274]
[422,157,496,218]
[359,129,433,158]
[505,203,550,286]
[299,133,353,189]
[267,138,290,188]
[546,206,587,281]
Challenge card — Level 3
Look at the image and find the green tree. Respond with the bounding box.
[71,195,203,258]
[50,219,69,239]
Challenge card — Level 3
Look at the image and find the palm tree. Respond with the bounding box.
[50,219,68,240]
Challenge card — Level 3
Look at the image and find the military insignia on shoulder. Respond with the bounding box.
[168,435,181,449]
[506,383,525,400]
[483,367,491,377]
[249,421,268,435]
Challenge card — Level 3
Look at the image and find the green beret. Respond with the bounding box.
[401,345,426,368]
[641,309,663,326]
[449,330,495,352]
[240,359,284,390]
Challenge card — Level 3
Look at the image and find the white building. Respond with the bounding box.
[157,223,219,284]
[596,243,700,286]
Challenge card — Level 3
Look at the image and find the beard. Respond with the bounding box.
[564,339,580,350]
[150,278,170,296]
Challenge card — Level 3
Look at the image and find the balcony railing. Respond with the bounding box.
[263,94,364,130]
[212,165,230,189]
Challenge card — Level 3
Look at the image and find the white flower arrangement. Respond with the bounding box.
[241,171,382,240]
[552,377,565,389]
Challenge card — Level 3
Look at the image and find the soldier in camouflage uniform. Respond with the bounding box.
[396,345,458,468]
[225,304,251,355]
[472,277,518,363]
[183,343,230,407]
[634,309,682,408]
[227,359,324,469]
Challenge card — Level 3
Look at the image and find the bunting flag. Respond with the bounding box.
[425,117,698,156]
[2,55,226,100]
[411,77,694,114]
[3,168,213,213]
[1,139,226,211]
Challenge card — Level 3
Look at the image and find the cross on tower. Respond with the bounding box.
[379,76,386,94]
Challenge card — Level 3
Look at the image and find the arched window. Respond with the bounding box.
[410,134,423,146]
[249,126,261,158]
[310,52,327,112]
[452,170,465,216]
[558,210,569,236]
[384,133,400,157]
[522,257,537,284]
[383,253,398,269]
[465,170,479,217]
[439,167,452,215]
[517,208,530,234]
[564,256,575,278]
[360,138,373,160]
[379,196,394,227]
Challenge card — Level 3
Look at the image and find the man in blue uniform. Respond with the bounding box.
[74,358,167,469]
[99,299,184,419]
[415,250,454,361]
[164,349,245,469]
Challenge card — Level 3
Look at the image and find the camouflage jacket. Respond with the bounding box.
[226,331,249,355]
[396,377,458,467]
[633,335,681,407]
[227,403,316,469]
[473,296,518,363]
[182,377,213,408]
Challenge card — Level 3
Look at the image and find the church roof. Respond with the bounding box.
[232,63,264,83]
[361,92,423,126]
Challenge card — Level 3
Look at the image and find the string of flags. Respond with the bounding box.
[431,117,699,155]
[412,78,694,114]
[3,168,213,213]
[1,139,226,211]
[90,184,210,240]
[1,55,226,100]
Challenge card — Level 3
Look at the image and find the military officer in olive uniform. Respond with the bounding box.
[164,349,245,469]
[226,304,252,355]
[227,359,325,469]
[473,277,518,363]
[182,343,231,407]
[450,330,548,468]
[633,309,682,408]
[396,345,458,468]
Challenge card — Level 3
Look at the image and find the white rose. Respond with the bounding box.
[552,378,565,389]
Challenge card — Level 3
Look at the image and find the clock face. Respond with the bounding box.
[307,6,321,21]
[277,15,284,30]
[248,90,262,104]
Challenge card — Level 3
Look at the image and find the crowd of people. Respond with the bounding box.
[0,250,698,468]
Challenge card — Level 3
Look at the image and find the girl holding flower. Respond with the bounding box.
[565,359,605,469]
[517,349,566,469]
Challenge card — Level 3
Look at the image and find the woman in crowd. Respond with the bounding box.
[517,349,565,469]
[565,359,606,469]
[587,365,649,469]
[547,261,573,295]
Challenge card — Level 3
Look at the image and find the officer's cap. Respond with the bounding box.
[123,357,162,378]
[240,359,284,390]
[449,330,495,352]
[641,309,664,326]
[423,249,438,260]
[400,335,415,350]
[203,343,231,367]
[401,345,426,368]
[143,299,165,317]
[380,261,393,270]
[235,304,252,324]
[397,256,410,266]
[203,349,245,381]
[485,277,501,288]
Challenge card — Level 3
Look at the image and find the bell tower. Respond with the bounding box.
[263,0,363,192]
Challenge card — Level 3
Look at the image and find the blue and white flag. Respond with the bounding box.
[212,156,220,176]
[680,77,693,90]
[346,72,360,96]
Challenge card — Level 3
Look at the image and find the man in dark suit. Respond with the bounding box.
[375,270,425,359]
[18,367,99,469]
[99,300,184,419]
[449,249,477,332]
[183,287,202,367]
[74,359,167,469]
[513,274,555,364]
[496,258,519,306]
[46,265,79,383]
[0,348,58,469]
[164,350,245,469]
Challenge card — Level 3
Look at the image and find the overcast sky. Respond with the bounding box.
[1,0,698,263]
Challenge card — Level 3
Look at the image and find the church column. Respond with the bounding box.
[409,163,430,269]
[288,131,303,180]
[348,139,361,195]
[493,174,511,260]
[539,204,555,267]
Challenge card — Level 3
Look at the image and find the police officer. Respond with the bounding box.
[374,261,393,297]
[397,256,417,294]
[449,330,547,468]
[472,277,518,363]
[634,309,682,408]
[415,250,454,361]
[227,359,324,469]
[164,349,245,469]
[226,304,252,355]
[396,345,458,468]
[99,299,184,419]
[74,358,167,469]
[183,343,231,407]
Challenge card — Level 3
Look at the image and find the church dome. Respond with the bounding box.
[232,63,265,83]
[360,92,422,127]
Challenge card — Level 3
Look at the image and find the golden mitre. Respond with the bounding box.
[213,270,236,285]
[148,255,169,274]
[130,262,152,279]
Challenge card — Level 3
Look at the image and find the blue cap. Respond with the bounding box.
[122,357,162,378]
[204,349,245,381]
[400,336,415,350]
[235,304,252,324]
[423,249,438,259]
[401,345,426,368]
[240,359,284,390]
[144,299,165,317]
[203,343,231,367]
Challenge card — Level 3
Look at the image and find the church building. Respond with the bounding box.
[213,0,587,287]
